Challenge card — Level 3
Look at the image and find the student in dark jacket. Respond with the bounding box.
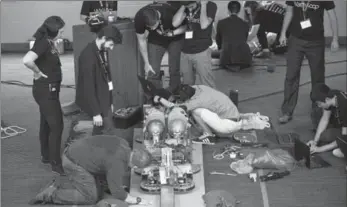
[29,135,153,205]
[75,25,122,135]
[23,16,66,175]
[216,1,252,72]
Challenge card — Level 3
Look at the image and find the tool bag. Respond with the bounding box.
[203,190,238,207]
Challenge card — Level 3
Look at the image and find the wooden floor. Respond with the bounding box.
[1,48,346,207]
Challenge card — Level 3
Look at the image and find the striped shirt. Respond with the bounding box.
[263,2,286,15]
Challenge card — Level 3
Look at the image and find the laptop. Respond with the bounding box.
[137,75,172,100]
[294,138,331,169]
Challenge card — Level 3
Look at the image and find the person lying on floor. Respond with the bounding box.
[215,1,252,72]
[153,84,270,144]
[29,135,152,206]
[307,84,347,170]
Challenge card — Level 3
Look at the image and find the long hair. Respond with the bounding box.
[244,1,261,26]
[33,16,65,40]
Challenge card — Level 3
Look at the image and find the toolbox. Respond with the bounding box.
[113,106,143,129]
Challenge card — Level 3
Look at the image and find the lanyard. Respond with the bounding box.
[301,1,310,20]
[187,6,201,22]
[97,51,110,81]
[186,6,200,30]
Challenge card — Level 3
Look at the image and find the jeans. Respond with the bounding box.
[51,152,100,205]
[147,40,183,91]
[181,48,216,89]
[281,36,325,122]
[32,80,64,166]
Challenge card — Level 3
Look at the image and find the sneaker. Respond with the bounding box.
[332,148,345,158]
[192,136,216,145]
[278,114,292,124]
[28,180,57,204]
[52,165,66,176]
[254,50,271,59]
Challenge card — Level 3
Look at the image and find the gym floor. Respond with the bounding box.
[1,48,346,207]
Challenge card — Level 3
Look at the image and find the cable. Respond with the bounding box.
[239,72,346,103]
[160,59,347,69]
[1,80,75,89]
[212,59,347,71]
[1,66,345,104]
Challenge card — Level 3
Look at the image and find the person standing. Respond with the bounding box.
[80,1,118,23]
[278,1,339,125]
[172,1,217,88]
[135,2,186,92]
[23,16,66,175]
[244,1,289,58]
[75,25,123,135]
[216,1,252,72]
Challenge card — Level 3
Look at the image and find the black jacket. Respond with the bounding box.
[216,15,252,66]
[75,41,112,117]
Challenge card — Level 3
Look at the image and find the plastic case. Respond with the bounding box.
[112,106,143,129]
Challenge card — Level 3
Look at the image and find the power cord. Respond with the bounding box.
[1,80,75,89]
[239,72,346,103]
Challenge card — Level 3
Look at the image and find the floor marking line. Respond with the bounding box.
[259,169,270,207]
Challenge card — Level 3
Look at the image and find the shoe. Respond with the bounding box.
[278,114,292,124]
[225,65,241,72]
[28,180,57,205]
[52,165,66,176]
[254,50,271,59]
[192,134,216,145]
[41,156,50,165]
[332,148,345,158]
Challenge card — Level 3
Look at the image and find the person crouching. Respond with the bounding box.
[29,135,153,206]
[153,84,271,144]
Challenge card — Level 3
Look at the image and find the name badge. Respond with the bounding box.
[185,31,193,39]
[300,19,312,29]
[108,81,113,91]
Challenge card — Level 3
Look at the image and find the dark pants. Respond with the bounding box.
[257,28,290,50]
[92,109,114,135]
[51,152,100,205]
[147,40,183,91]
[319,128,342,144]
[336,136,347,162]
[281,36,325,122]
[319,127,347,162]
[32,81,64,166]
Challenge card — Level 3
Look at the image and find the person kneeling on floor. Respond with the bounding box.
[307,84,347,170]
[29,135,152,206]
[153,84,270,144]
[215,1,252,72]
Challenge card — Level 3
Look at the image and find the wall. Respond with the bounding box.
[1,1,346,44]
